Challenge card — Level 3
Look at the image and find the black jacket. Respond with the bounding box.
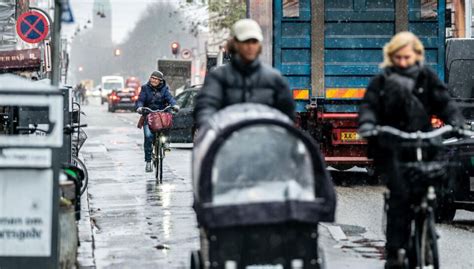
[359,65,463,132]
[194,55,295,127]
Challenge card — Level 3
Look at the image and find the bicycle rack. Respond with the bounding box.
[0,75,64,269]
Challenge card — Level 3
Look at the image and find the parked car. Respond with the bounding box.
[107,87,139,112]
[438,38,474,222]
[169,85,200,143]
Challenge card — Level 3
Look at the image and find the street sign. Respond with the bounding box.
[16,11,50,44]
[181,49,192,59]
[0,49,41,70]
[61,0,75,23]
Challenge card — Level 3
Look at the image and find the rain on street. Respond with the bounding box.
[76,99,474,268]
[2,1,474,268]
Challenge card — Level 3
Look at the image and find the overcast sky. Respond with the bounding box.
[63,0,178,44]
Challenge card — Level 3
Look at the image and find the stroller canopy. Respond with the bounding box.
[193,104,336,229]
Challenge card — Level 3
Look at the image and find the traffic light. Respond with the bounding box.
[171,42,180,56]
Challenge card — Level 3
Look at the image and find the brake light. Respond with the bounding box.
[431,116,444,128]
[110,93,120,101]
[132,95,139,102]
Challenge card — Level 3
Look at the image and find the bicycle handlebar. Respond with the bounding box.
[360,125,474,140]
[16,126,48,134]
[141,106,173,113]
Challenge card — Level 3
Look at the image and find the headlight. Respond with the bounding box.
[160,136,167,143]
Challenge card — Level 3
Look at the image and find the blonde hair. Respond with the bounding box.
[381,31,425,68]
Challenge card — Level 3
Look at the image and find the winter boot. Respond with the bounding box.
[145,162,152,173]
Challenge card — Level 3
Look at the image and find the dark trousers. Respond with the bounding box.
[381,159,411,260]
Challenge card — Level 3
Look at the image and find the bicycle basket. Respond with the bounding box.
[147,112,173,132]
[72,129,88,153]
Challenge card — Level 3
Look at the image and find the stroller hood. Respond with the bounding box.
[193,104,336,229]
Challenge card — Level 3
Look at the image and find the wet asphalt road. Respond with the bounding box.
[77,98,473,268]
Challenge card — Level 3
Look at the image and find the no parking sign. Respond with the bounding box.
[16,11,50,44]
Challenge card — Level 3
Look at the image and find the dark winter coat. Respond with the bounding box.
[359,64,463,132]
[359,64,464,164]
[135,81,176,111]
[194,55,296,127]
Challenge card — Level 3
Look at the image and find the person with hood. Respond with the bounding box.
[136,71,179,172]
[358,32,463,268]
[194,19,295,127]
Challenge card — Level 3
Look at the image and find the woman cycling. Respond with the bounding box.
[358,32,463,269]
[136,71,179,172]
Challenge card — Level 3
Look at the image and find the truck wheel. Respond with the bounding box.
[367,168,381,185]
[436,204,456,223]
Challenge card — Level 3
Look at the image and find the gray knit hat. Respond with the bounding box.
[150,70,164,79]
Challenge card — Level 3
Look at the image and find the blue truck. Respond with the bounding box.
[249,0,447,170]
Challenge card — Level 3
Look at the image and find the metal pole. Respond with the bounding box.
[51,0,62,86]
[311,0,325,97]
[245,0,250,18]
[466,0,472,38]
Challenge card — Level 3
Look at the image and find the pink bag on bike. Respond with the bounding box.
[147,112,173,132]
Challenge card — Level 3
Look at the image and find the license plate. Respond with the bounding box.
[121,98,130,102]
[341,132,359,141]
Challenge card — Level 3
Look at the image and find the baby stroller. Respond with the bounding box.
[191,104,336,269]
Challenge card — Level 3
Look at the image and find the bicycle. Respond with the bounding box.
[141,106,174,184]
[361,125,472,269]
[70,101,89,195]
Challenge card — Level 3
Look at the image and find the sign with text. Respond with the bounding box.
[0,170,53,256]
[0,49,41,70]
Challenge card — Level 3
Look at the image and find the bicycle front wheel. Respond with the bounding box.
[72,156,89,195]
[159,142,164,184]
[154,138,161,183]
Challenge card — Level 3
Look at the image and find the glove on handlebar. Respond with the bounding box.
[358,122,375,137]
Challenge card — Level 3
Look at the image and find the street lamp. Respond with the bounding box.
[78,66,84,72]
[114,48,121,56]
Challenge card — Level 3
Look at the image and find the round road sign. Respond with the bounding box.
[181,49,192,59]
[16,11,50,44]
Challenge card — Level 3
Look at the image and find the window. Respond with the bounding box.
[421,0,438,20]
[185,91,197,108]
[103,82,123,90]
[175,92,188,107]
[283,0,300,18]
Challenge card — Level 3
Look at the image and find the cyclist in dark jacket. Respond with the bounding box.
[358,32,463,269]
[136,71,178,172]
[194,19,295,127]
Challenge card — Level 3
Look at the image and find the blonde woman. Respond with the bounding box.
[358,32,463,268]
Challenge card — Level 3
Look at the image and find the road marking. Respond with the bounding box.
[321,223,348,241]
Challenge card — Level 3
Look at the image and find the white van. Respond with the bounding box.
[101,76,124,104]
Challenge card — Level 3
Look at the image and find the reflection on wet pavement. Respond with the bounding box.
[77,101,198,268]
